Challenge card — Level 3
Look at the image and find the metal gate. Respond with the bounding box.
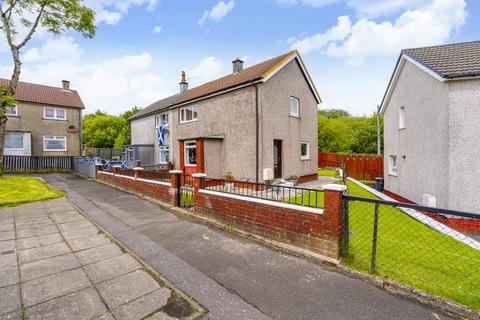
[178,174,194,211]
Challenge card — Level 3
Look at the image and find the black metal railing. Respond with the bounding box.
[179,174,194,211]
[202,178,324,209]
[343,194,480,311]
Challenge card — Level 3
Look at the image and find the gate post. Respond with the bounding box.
[169,170,182,207]
[323,184,347,259]
[192,173,207,195]
[133,167,144,180]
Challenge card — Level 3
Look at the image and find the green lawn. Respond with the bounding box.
[0,176,64,207]
[297,180,480,311]
[318,168,337,177]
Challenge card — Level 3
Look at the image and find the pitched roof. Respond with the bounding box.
[0,78,84,108]
[131,50,320,120]
[402,41,480,79]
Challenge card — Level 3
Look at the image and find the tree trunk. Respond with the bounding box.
[0,117,6,176]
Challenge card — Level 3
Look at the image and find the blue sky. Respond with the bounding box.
[0,0,478,115]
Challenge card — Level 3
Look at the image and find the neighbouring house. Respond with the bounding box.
[380,41,480,213]
[129,50,321,182]
[1,79,84,156]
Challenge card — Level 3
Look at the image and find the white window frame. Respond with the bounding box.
[155,113,169,128]
[43,107,66,120]
[399,106,405,129]
[5,132,24,150]
[179,106,198,123]
[389,155,398,176]
[300,142,310,160]
[184,141,197,166]
[5,104,18,116]
[43,136,67,152]
[159,146,170,164]
[290,97,300,117]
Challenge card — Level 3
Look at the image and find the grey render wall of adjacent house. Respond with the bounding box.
[259,59,318,179]
[383,59,450,208]
[447,79,480,212]
[130,114,155,165]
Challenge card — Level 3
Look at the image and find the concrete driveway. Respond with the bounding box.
[44,174,453,320]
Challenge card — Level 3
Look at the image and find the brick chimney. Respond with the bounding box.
[232,58,244,73]
[179,71,188,93]
[62,80,70,90]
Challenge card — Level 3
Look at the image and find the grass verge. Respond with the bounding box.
[318,168,337,177]
[0,176,64,207]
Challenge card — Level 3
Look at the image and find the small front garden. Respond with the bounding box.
[0,176,64,207]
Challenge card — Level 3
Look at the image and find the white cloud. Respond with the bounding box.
[346,0,432,18]
[277,0,340,7]
[198,1,235,26]
[23,37,82,62]
[84,0,159,25]
[189,56,224,85]
[152,26,162,33]
[291,0,467,63]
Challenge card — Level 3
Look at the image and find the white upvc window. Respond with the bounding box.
[300,142,310,160]
[179,106,198,123]
[184,141,197,166]
[5,132,24,150]
[290,97,299,117]
[155,113,169,127]
[44,107,66,120]
[399,106,405,129]
[159,146,170,164]
[389,155,398,176]
[5,104,18,116]
[43,136,67,151]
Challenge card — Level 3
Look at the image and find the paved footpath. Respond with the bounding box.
[0,196,200,320]
[44,174,454,320]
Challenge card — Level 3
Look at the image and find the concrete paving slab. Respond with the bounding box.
[57,219,93,232]
[145,312,177,320]
[0,223,14,232]
[16,225,58,239]
[0,231,15,241]
[21,268,91,307]
[0,311,21,320]
[0,266,19,288]
[0,240,15,251]
[97,270,160,308]
[20,253,80,282]
[24,287,106,320]
[15,219,52,230]
[113,288,171,320]
[16,233,63,250]
[93,312,115,320]
[48,210,84,221]
[18,242,71,264]
[67,234,111,252]
[61,226,99,240]
[0,252,17,268]
[74,243,123,266]
[0,285,20,316]
[84,253,141,284]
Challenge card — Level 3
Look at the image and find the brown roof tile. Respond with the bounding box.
[0,78,84,108]
[402,41,480,79]
[131,51,297,120]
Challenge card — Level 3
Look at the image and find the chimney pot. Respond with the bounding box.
[232,58,244,73]
[62,80,70,90]
[179,71,188,93]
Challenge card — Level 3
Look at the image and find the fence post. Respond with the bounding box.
[370,203,380,273]
[169,170,182,207]
[323,184,348,259]
[133,167,144,180]
[95,163,103,179]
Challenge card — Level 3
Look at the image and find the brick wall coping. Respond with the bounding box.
[323,184,347,192]
[98,171,171,187]
[112,165,122,168]
[133,167,144,171]
[192,173,207,178]
[347,177,480,250]
[199,189,324,215]
[169,170,183,174]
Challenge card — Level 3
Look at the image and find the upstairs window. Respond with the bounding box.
[389,155,398,176]
[180,106,198,123]
[6,104,18,116]
[155,113,169,127]
[290,97,299,117]
[301,142,310,160]
[44,107,66,120]
[399,106,405,129]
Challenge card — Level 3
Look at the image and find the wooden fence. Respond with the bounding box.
[2,156,74,172]
[82,147,123,160]
[318,151,384,180]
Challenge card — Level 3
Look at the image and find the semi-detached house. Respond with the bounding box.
[129,50,321,182]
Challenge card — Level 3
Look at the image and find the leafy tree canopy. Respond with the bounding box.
[318,108,351,119]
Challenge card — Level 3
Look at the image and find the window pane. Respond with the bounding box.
[290,98,299,116]
[45,137,65,150]
[56,109,65,119]
[6,105,16,115]
[185,108,193,121]
[5,133,23,149]
[301,144,307,156]
[45,108,55,118]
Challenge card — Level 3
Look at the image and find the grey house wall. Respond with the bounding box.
[130,114,155,165]
[383,60,450,208]
[447,79,480,212]
[259,59,318,180]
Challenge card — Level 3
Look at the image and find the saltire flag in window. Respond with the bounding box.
[158,125,166,146]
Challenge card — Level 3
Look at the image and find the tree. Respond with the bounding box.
[0,0,96,173]
[318,108,351,119]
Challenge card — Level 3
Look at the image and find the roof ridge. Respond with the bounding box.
[0,78,78,92]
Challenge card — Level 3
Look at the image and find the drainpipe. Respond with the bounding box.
[255,85,259,184]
